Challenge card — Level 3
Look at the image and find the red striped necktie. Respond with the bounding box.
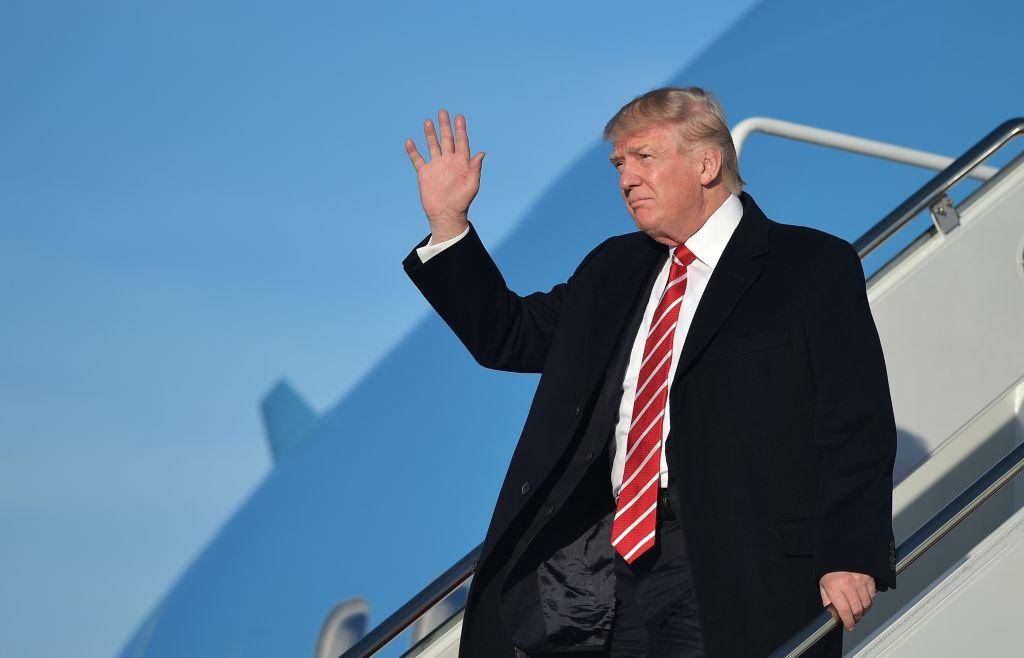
[612,244,697,563]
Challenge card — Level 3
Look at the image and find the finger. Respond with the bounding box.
[424,119,441,158]
[831,589,857,631]
[470,151,485,174]
[455,114,471,158]
[857,581,874,611]
[820,586,842,629]
[844,584,866,622]
[438,109,455,154]
[405,139,426,171]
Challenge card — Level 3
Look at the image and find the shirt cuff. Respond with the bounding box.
[416,224,471,263]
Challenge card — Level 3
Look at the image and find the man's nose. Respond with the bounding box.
[619,164,641,192]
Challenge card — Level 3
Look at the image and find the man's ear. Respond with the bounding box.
[699,148,723,186]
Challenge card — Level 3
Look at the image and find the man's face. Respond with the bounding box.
[609,123,705,245]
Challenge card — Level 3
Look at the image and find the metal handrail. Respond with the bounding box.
[346,437,1024,658]
[731,117,999,183]
[339,544,480,658]
[852,117,1024,258]
[769,439,1024,658]
[767,116,1024,657]
[342,118,1024,658]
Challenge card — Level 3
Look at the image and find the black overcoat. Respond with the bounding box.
[403,193,897,658]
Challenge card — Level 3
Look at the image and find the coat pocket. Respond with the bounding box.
[723,328,789,356]
[771,517,816,557]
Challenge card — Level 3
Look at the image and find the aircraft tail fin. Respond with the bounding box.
[260,379,317,462]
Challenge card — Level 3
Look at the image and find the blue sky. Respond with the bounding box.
[0,2,761,656]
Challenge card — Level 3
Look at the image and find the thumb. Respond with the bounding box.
[471,151,485,173]
[820,584,832,607]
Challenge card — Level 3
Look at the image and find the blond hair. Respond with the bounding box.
[603,86,745,194]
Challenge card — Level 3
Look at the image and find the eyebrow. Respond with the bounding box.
[608,144,653,163]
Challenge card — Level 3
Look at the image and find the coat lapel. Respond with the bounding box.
[674,192,771,379]
[579,193,771,400]
[579,234,666,400]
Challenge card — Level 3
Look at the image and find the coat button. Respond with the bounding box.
[521,481,531,495]
[546,506,555,517]
[575,404,582,417]
[585,452,594,463]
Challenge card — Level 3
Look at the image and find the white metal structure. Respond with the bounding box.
[731,117,999,181]
[849,384,1024,656]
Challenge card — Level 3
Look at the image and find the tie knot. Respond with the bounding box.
[673,244,697,268]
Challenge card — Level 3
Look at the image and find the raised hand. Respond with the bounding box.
[405,109,485,243]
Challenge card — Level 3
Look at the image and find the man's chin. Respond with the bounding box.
[632,213,661,236]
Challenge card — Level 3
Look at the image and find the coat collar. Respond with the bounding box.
[673,191,770,378]
[679,192,744,270]
[583,192,771,397]
[638,191,770,267]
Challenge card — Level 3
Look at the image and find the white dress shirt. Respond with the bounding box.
[610,194,742,498]
[416,225,472,263]
[415,193,743,500]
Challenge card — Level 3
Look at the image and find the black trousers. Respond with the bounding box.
[609,488,706,658]
[517,491,707,658]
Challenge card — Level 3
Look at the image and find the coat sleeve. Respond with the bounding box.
[804,237,898,591]
[402,221,609,373]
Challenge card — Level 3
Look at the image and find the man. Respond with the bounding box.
[402,87,897,657]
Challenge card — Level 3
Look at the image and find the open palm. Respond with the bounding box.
[405,109,485,241]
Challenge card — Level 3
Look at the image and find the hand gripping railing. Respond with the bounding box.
[342,437,1024,658]
[341,118,1024,658]
[767,116,1024,658]
[769,439,1024,658]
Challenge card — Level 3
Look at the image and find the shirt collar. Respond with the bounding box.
[677,193,743,269]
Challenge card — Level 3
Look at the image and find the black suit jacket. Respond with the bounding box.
[403,192,897,658]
